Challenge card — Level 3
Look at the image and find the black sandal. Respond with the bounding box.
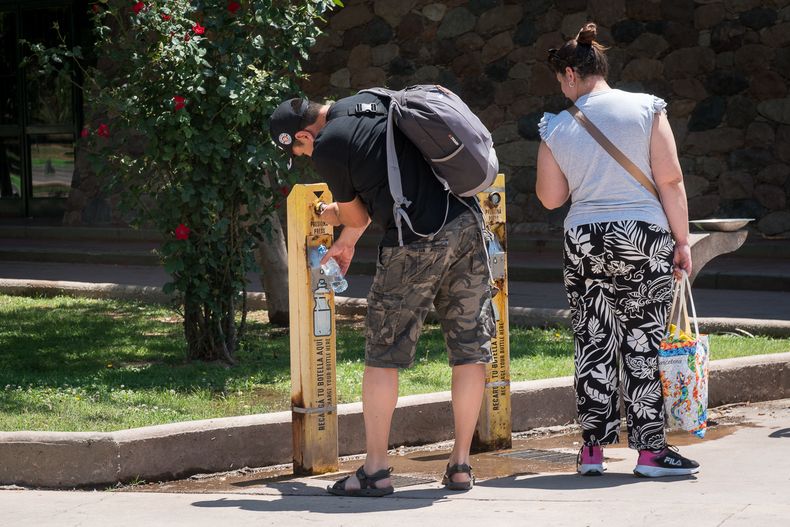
[327,466,394,497]
[442,463,475,491]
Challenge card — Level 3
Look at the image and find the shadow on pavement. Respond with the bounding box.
[477,472,697,490]
[191,481,449,514]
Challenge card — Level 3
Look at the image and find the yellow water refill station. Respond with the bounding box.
[287,183,339,475]
[473,174,512,451]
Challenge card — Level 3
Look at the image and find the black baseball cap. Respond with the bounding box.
[269,98,309,168]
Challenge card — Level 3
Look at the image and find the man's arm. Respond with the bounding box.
[317,196,370,228]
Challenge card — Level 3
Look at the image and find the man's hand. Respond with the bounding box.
[321,238,355,275]
[317,202,341,226]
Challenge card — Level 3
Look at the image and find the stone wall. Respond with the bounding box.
[299,0,790,237]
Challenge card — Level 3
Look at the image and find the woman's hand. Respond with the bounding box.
[673,243,692,279]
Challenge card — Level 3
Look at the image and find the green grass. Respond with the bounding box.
[1,294,787,432]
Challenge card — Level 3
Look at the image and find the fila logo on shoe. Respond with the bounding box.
[665,457,682,466]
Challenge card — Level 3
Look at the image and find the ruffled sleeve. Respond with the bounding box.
[538,112,556,142]
[652,96,667,115]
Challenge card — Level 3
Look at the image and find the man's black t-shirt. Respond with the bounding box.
[311,92,473,247]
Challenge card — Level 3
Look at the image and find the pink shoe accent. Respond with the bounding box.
[581,445,604,465]
[637,448,665,467]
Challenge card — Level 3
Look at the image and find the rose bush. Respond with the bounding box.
[27,0,341,362]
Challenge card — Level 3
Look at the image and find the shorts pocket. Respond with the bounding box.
[404,238,449,282]
[365,291,403,347]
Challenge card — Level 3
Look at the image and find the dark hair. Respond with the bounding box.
[298,100,324,129]
[547,22,609,79]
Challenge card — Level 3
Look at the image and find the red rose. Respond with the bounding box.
[279,185,290,198]
[132,2,145,15]
[175,224,190,240]
[184,33,190,42]
[97,123,110,138]
[80,127,90,138]
[173,96,186,111]
[227,1,241,14]
[161,13,171,21]
[192,23,205,35]
[92,4,101,14]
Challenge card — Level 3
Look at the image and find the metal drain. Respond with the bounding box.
[497,448,577,463]
[313,472,436,488]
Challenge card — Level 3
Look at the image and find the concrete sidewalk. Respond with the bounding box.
[3,399,789,527]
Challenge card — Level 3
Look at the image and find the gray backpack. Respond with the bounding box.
[355,85,499,245]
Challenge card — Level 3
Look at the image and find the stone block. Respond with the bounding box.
[663,47,716,79]
[536,8,564,33]
[758,98,790,125]
[481,31,514,64]
[347,44,372,73]
[684,174,710,199]
[456,32,485,52]
[760,22,790,48]
[777,125,790,163]
[726,95,759,128]
[688,96,726,131]
[437,7,476,39]
[626,0,662,21]
[478,104,505,130]
[452,52,483,77]
[374,0,417,28]
[621,58,664,82]
[495,79,529,106]
[612,20,645,43]
[588,0,626,27]
[329,68,350,89]
[747,122,775,149]
[755,184,787,210]
[513,19,539,46]
[671,78,708,101]
[688,194,720,219]
[492,123,520,145]
[750,70,788,101]
[476,5,523,35]
[414,65,440,84]
[330,4,374,32]
[725,0,764,12]
[662,0,695,22]
[560,12,589,41]
[684,128,745,155]
[758,211,790,235]
[509,62,532,80]
[695,3,726,30]
[756,164,790,186]
[734,44,774,73]
[718,171,754,199]
[530,63,559,96]
[706,70,749,96]
[350,67,387,88]
[496,140,539,167]
[626,32,669,59]
[668,98,696,118]
[371,44,399,67]
[711,21,747,53]
[460,76,495,108]
[422,3,447,23]
[396,12,424,42]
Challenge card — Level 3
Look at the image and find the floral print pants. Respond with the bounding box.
[563,220,674,450]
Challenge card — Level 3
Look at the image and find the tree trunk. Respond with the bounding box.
[259,209,289,326]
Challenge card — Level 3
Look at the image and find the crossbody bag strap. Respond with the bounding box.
[567,105,660,200]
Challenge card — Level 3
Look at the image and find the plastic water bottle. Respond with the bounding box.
[314,245,348,294]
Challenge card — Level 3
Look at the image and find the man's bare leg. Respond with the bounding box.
[448,363,486,483]
[338,366,398,490]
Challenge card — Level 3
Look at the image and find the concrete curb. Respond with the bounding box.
[2,278,790,335]
[1,353,788,489]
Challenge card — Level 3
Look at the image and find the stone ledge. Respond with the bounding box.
[1,353,787,489]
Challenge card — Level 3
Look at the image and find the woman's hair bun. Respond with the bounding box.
[576,22,598,46]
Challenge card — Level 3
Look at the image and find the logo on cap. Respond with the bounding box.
[278,133,292,146]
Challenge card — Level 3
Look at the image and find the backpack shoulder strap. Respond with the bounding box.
[567,104,660,200]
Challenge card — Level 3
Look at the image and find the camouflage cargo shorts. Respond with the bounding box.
[365,209,496,369]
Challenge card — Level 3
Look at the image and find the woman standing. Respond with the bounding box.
[536,23,699,478]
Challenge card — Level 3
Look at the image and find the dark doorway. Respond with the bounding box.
[0,0,84,220]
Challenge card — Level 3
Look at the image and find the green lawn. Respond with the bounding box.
[1,294,787,432]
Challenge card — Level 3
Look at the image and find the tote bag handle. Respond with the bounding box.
[667,270,701,340]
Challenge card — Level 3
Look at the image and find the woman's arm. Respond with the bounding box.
[536,141,570,210]
[650,111,691,276]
